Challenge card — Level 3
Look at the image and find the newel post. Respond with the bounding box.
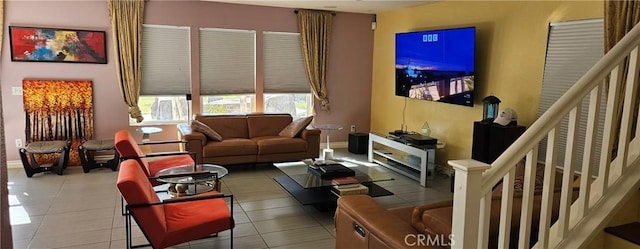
[449,159,490,249]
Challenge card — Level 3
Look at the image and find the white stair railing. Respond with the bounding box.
[450,22,640,249]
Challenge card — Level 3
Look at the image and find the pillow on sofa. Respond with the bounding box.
[191,120,223,141]
[278,116,313,138]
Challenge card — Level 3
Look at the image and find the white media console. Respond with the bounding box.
[368,132,439,187]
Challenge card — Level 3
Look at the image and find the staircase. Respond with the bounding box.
[449,22,640,248]
[597,188,640,249]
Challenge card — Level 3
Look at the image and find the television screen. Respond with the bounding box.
[395,27,475,107]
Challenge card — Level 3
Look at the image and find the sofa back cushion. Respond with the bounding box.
[195,115,248,138]
[278,116,314,138]
[191,120,223,141]
[247,113,292,138]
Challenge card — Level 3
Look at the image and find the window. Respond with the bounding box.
[538,19,605,173]
[263,32,313,118]
[137,96,188,123]
[264,93,313,119]
[201,94,255,114]
[132,25,191,125]
[200,28,256,114]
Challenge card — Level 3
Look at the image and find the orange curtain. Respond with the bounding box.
[297,9,333,112]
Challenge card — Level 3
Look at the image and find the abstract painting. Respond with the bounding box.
[23,79,94,166]
[9,26,107,64]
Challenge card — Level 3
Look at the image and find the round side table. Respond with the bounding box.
[314,124,343,160]
[155,164,228,197]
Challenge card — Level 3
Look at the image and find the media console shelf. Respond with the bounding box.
[368,132,438,187]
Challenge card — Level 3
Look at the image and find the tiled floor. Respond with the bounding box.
[7,148,453,249]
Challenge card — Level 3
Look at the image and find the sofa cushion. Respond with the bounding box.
[202,138,257,157]
[278,116,313,138]
[196,115,249,138]
[191,120,222,141]
[252,136,307,154]
[247,113,292,138]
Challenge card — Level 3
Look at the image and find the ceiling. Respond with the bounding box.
[204,0,435,14]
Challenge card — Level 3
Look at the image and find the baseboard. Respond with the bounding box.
[8,160,21,169]
[320,141,348,149]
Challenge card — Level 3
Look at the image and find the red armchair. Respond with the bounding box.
[114,129,195,185]
[117,159,234,249]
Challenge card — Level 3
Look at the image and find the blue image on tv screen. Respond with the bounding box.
[395,27,475,107]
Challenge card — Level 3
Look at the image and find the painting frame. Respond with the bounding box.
[9,26,107,64]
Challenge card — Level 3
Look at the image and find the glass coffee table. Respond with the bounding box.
[155,164,228,197]
[273,160,394,209]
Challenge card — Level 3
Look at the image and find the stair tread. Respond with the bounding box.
[605,222,640,245]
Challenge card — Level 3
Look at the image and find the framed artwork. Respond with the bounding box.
[9,26,107,64]
[23,79,94,166]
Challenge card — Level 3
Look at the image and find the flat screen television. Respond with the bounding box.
[395,26,475,107]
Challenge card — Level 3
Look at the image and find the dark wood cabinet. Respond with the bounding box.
[472,121,525,164]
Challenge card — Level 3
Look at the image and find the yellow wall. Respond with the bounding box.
[371,1,603,166]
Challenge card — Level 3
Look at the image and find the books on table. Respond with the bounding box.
[331,176,358,186]
[332,184,369,196]
[331,176,369,195]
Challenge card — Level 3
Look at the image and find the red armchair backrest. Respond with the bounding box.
[117,159,167,246]
[114,130,152,176]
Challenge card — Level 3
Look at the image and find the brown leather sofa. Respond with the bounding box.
[335,162,577,249]
[178,113,320,165]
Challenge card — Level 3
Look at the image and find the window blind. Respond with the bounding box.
[263,32,310,93]
[141,25,191,95]
[538,19,605,173]
[199,28,256,95]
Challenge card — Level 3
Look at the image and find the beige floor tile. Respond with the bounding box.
[58,241,111,249]
[36,217,113,237]
[10,216,43,241]
[216,222,259,238]
[12,238,31,249]
[29,228,112,248]
[190,234,268,249]
[10,204,51,218]
[232,210,252,224]
[261,225,333,248]
[111,225,144,241]
[109,236,150,249]
[234,189,290,203]
[239,197,300,211]
[245,205,308,222]
[252,215,322,234]
[270,237,336,249]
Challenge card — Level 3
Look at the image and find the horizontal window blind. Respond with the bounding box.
[538,19,605,174]
[141,25,191,95]
[263,32,310,93]
[199,28,256,95]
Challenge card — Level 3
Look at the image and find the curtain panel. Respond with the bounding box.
[297,9,333,112]
[604,0,640,157]
[108,0,145,122]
